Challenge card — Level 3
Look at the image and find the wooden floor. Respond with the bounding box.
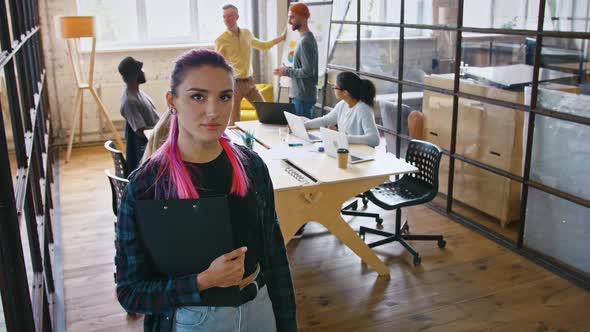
[59,145,590,332]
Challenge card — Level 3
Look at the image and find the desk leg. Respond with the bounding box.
[319,211,390,276]
[274,190,313,244]
[274,177,391,276]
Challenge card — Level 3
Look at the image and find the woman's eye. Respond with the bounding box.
[220,94,233,102]
[191,94,205,101]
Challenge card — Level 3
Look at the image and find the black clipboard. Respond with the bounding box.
[136,196,241,306]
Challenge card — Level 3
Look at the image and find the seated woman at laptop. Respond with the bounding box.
[304,71,380,147]
[115,49,296,332]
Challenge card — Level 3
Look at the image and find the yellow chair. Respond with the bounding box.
[240,84,273,121]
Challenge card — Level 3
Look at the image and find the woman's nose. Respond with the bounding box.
[205,100,217,116]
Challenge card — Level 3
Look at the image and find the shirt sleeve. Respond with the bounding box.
[251,35,276,51]
[346,107,381,147]
[121,100,147,133]
[214,37,225,55]
[284,37,317,79]
[304,104,340,129]
[258,158,297,332]
[115,179,204,314]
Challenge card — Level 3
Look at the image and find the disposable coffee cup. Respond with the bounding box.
[337,148,349,169]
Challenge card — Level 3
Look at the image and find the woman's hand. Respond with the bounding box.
[197,247,247,290]
[328,125,338,131]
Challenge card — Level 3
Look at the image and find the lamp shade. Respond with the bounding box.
[57,16,95,38]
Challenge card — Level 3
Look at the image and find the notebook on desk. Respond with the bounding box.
[136,196,241,306]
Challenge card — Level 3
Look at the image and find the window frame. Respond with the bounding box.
[77,0,253,49]
[326,0,590,289]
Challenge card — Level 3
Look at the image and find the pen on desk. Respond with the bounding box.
[288,143,303,147]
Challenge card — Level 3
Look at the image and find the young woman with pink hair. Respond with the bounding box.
[115,49,296,332]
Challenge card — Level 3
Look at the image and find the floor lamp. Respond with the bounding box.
[56,16,125,162]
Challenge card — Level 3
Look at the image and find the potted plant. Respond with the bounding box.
[241,130,255,149]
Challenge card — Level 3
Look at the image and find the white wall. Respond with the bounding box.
[39,0,287,145]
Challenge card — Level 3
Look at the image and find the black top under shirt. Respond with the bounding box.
[185,150,261,278]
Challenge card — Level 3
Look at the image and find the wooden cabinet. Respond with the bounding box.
[422,75,524,227]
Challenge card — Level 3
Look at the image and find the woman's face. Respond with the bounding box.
[333,83,345,100]
[168,65,234,145]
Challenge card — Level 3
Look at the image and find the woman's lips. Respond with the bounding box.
[201,123,221,130]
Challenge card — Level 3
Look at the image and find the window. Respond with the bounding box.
[77,0,253,48]
[464,0,548,30]
[547,0,590,32]
[353,0,434,38]
[360,0,433,25]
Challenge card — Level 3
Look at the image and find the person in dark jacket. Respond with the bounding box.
[115,49,297,331]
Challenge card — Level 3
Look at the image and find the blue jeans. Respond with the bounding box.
[292,98,316,118]
[174,286,276,332]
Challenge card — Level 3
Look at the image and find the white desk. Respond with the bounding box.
[230,121,417,275]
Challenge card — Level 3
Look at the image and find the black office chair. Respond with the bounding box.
[105,170,129,283]
[341,194,382,223]
[105,171,139,319]
[359,139,446,266]
[106,170,129,217]
[341,103,415,224]
[104,140,128,178]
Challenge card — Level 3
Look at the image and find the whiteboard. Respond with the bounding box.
[280,1,333,88]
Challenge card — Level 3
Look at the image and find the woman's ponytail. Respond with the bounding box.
[359,79,376,107]
[336,71,376,107]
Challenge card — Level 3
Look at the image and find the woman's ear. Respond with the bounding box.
[165,91,175,110]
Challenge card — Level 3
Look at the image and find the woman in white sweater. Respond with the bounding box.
[304,71,380,147]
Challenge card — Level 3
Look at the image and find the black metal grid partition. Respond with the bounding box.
[325,0,589,289]
[0,0,58,331]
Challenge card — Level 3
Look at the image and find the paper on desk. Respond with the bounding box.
[258,144,318,160]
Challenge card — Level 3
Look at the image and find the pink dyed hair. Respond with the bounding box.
[144,49,249,199]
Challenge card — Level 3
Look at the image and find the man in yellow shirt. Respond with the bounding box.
[215,4,286,125]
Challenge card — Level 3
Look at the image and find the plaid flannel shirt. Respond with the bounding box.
[115,145,297,331]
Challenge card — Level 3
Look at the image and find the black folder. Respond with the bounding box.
[136,196,240,306]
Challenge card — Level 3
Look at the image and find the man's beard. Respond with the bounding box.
[137,71,146,84]
[291,23,301,31]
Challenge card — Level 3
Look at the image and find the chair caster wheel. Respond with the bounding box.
[376,218,384,225]
[438,239,446,248]
[413,256,421,266]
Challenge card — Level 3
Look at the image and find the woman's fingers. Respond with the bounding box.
[222,246,247,261]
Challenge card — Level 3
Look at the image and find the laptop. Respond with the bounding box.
[284,111,322,143]
[253,102,295,125]
[319,127,374,164]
